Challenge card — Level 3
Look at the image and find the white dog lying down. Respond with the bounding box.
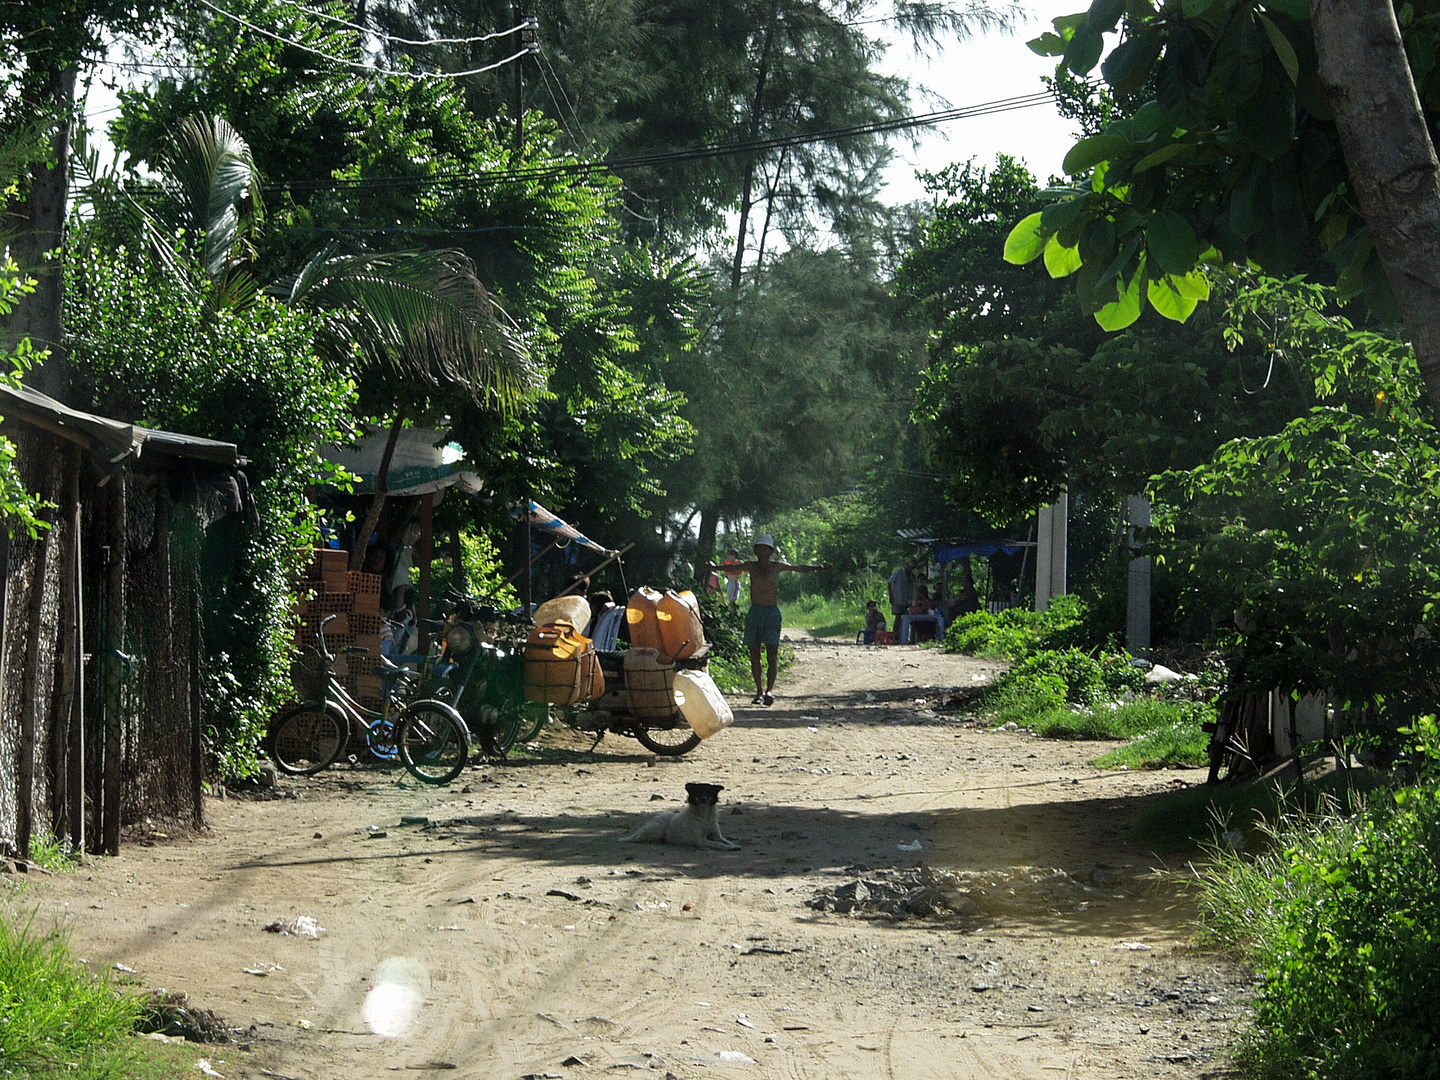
[622,782,740,850]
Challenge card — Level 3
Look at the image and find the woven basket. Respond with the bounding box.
[289,647,331,700]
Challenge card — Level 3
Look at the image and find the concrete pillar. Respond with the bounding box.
[1034,492,1068,612]
[1126,494,1151,654]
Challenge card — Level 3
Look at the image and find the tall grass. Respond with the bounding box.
[1197,781,1440,1079]
[0,912,140,1068]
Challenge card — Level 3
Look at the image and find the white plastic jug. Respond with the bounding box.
[673,669,733,739]
[533,594,592,632]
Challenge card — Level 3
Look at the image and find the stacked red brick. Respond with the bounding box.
[294,549,385,710]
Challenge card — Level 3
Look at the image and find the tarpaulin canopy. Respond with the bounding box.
[896,530,1031,564]
[520,499,612,554]
[323,428,483,496]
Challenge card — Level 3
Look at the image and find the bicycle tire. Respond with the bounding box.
[632,721,702,757]
[398,701,469,784]
[513,704,548,745]
[271,702,347,776]
[1207,699,1243,785]
[364,716,400,761]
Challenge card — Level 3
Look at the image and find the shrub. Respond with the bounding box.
[990,647,1144,706]
[1199,781,1440,1079]
[945,594,1097,660]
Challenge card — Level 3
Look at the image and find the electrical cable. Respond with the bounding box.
[198,0,531,80]
[262,90,1052,194]
[284,2,528,48]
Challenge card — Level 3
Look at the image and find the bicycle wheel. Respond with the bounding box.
[364,716,400,761]
[398,702,469,784]
[271,702,346,775]
[512,703,549,746]
[1206,699,1243,785]
[632,721,702,757]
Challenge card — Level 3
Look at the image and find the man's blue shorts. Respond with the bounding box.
[743,604,783,648]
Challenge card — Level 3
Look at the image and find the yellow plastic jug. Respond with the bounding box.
[524,622,593,705]
[655,589,706,660]
[623,647,679,719]
[674,669,732,738]
[534,594,592,632]
[625,587,665,652]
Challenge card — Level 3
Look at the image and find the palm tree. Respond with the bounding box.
[84,113,541,569]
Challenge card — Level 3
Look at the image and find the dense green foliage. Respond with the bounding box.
[945,593,1087,659]
[66,243,355,776]
[1010,0,1397,329]
[0,262,51,537]
[1149,279,1440,724]
[1199,722,1440,1077]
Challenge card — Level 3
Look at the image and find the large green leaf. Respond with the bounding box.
[1210,10,1265,103]
[1044,234,1083,278]
[1147,274,1201,321]
[1040,195,1087,231]
[1238,66,1296,159]
[1062,134,1132,175]
[1134,142,1191,172]
[1003,212,1048,265]
[1064,25,1104,75]
[1146,210,1199,276]
[1095,256,1146,330]
[1101,28,1163,94]
[1258,13,1300,83]
[1085,0,1127,33]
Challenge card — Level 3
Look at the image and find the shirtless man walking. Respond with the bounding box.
[707,534,828,706]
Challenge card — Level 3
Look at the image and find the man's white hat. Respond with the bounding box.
[753,533,775,550]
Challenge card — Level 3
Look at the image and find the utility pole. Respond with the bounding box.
[513,5,524,152]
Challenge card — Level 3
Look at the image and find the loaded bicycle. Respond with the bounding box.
[269,614,468,783]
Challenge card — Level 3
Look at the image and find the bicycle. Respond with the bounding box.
[1203,695,1248,785]
[269,615,467,782]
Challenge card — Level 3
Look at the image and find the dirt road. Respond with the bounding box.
[28,634,1248,1079]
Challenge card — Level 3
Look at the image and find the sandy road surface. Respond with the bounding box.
[27,635,1247,1079]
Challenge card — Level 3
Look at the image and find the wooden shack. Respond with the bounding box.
[0,383,240,866]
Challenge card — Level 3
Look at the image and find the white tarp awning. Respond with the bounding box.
[324,428,483,496]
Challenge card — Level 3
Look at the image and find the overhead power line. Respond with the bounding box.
[198,0,533,80]
[264,90,1052,194]
[286,2,530,47]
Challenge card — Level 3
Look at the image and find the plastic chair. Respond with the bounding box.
[589,605,625,651]
[873,630,895,645]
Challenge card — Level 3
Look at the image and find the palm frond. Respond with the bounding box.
[163,114,262,280]
[288,249,540,412]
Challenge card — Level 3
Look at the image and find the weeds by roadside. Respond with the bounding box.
[1195,768,1440,1078]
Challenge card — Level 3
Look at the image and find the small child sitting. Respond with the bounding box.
[862,600,887,643]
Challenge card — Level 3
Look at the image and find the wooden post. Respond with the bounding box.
[522,497,532,614]
[67,452,84,854]
[417,493,433,652]
[50,447,81,845]
[102,471,126,857]
[17,492,53,870]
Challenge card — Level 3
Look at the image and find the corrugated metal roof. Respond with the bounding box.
[0,383,237,467]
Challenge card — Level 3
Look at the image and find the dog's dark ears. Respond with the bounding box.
[685,782,723,798]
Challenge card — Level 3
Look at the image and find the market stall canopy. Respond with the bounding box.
[521,499,612,554]
[324,427,483,496]
[896,529,1031,564]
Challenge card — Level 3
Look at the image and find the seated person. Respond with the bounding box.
[862,599,887,642]
[908,585,932,615]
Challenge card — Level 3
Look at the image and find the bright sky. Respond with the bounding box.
[876,0,1086,205]
[76,0,1087,212]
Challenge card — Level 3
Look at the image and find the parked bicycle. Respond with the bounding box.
[270,614,467,782]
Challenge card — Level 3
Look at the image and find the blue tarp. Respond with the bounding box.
[931,541,1025,563]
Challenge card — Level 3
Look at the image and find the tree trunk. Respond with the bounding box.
[6,61,77,404]
[696,504,719,568]
[349,412,405,572]
[1311,0,1440,419]
[730,16,777,290]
